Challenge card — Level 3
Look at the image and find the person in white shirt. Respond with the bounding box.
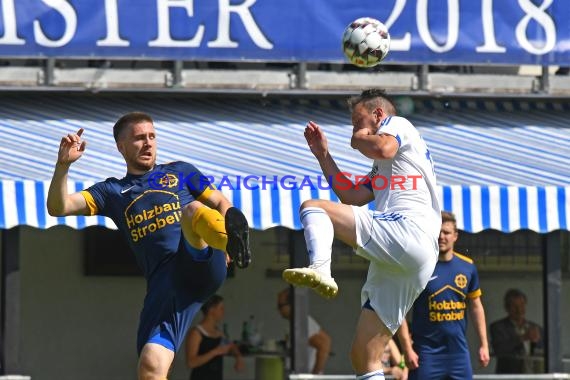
[283,89,441,380]
[277,288,331,374]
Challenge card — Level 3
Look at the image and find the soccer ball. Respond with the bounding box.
[342,17,391,68]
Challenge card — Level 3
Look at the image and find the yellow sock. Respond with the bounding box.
[190,206,227,251]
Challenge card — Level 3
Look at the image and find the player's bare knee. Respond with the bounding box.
[349,346,369,373]
[138,357,165,380]
[300,199,328,210]
[182,200,204,219]
[180,203,201,240]
[349,345,381,374]
[138,345,173,380]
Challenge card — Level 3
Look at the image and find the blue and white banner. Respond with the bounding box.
[1,180,568,233]
[0,0,567,65]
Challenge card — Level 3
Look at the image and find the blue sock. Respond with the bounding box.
[356,370,384,379]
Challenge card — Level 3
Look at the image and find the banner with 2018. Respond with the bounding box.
[0,0,564,65]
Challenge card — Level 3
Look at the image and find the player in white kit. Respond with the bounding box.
[283,89,441,380]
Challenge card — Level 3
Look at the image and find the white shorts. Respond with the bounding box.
[352,206,438,334]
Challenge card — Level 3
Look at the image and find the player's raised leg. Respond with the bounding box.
[282,199,356,299]
[181,201,251,268]
[138,343,175,380]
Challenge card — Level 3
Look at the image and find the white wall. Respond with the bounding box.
[15,226,570,379]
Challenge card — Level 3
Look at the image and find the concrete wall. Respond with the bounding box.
[14,226,570,379]
[19,226,144,380]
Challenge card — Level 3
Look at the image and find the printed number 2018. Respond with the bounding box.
[384,0,556,55]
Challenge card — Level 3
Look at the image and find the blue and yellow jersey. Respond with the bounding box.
[81,161,215,278]
[410,252,481,354]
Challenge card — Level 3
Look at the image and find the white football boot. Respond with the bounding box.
[282,266,338,299]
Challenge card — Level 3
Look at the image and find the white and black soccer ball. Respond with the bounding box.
[342,17,391,68]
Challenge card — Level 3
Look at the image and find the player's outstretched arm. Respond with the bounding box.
[469,297,490,367]
[47,129,90,216]
[396,319,419,370]
[305,121,374,206]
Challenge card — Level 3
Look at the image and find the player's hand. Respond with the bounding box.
[479,345,490,367]
[404,349,419,369]
[304,121,329,160]
[352,124,374,136]
[58,128,86,165]
[350,125,375,150]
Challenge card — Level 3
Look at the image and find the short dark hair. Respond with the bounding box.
[347,88,397,115]
[201,294,223,314]
[113,112,154,142]
[441,211,457,232]
[504,288,527,309]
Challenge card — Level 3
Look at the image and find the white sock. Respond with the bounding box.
[300,207,333,277]
[355,370,384,379]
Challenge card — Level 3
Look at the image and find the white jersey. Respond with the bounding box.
[365,115,441,238]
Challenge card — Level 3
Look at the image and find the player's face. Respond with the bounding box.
[351,103,382,135]
[438,221,458,254]
[117,121,157,173]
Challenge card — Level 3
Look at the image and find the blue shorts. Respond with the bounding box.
[408,352,472,380]
[136,240,227,355]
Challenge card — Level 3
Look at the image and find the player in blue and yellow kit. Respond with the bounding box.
[397,211,489,380]
[47,112,251,380]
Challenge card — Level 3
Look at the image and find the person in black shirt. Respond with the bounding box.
[186,295,244,380]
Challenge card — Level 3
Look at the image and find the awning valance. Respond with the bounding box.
[1,181,568,233]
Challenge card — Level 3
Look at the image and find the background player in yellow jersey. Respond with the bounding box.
[47,112,251,380]
[397,211,489,380]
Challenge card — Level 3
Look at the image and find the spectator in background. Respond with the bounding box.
[382,338,408,380]
[185,295,244,380]
[277,287,331,374]
[490,288,544,374]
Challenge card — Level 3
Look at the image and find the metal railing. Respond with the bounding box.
[0,59,568,96]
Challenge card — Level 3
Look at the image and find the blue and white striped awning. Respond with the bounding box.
[0,95,569,233]
[1,180,568,233]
